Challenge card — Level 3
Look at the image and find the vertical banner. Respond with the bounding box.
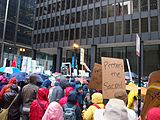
[80,48,84,64]
[32,60,37,73]
[102,57,126,99]
[89,63,102,90]
[136,34,140,56]
[27,57,32,73]
[21,56,28,72]
[17,56,21,69]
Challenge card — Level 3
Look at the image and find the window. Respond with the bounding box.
[71,13,75,24]
[52,3,56,12]
[66,0,70,9]
[60,15,65,25]
[82,10,87,22]
[46,33,49,42]
[38,20,42,29]
[101,24,106,37]
[115,21,122,35]
[83,0,87,5]
[43,6,47,15]
[94,25,100,37]
[37,34,40,43]
[101,6,107,18]
[55,31,59,41]
[133,0,139,13]
[47,4,51,14]
[42,19,46,28]
[95,0,100,2]
[50,32,53,42]
[132,19,139,33]
[41,33,45,43]
[81,27,86,39]
[141,18,148,33]
[51,17,55,27]
[61,0,65,10]
[141,0,148,12]
[36,8,39,17]
[151,16,158,32]
[150,0,157,10]
[34,21,38,30]
[33,35,37,44]
[71,0,75,8]
[95,7,100,19]
[47,18,50,28]
[108,4,114,17]
[76,28,80,39]
[56,16,60,26]
[115,2,122,16]
[56,2,61,12]
[65,30,69,40]
[88,9,93,21]
[77,0,81,7]
[124,20,130,34]
[89,0,93,4]
[76,12,81,23]
[65,14,70,25]
[88,26,93,38]
[108,22,114,36]
[59,31,64,41]
[70,29,75,40]
[123,0,132,15]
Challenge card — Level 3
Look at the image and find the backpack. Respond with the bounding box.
[63,104,77,120]
[0,94,18,120]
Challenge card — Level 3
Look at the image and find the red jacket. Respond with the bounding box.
[59,87,74,106]
[30,88,49,120]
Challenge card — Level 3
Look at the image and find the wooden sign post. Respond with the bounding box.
[101,57,125,99]
[89,63,102,90]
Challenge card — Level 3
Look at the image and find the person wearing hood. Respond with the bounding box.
[146,107,160,120]
[0,77,17,102]
[30,88,49,120]
[49,79,68,103]
[63,91,81,120]
[75,84,83,108]
[3,84,22,120]
[59,86,74,106]
[94,98,129,120]
[41,79,51,89]
[83,93,104,120]
[42,101,63,120]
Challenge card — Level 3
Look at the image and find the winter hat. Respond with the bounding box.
[146,107,160,120]
[91,93,103,104]
[114,90,128,104]
[54,81,60,86]
[41,79,51,89]
[75,84,82,92]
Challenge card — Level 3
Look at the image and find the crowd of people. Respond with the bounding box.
[0,72,159,120]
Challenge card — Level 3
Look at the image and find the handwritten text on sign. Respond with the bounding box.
[102,57,125,99]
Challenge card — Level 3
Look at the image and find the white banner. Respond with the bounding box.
[136,34,140,56]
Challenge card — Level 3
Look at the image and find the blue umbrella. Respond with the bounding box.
[0,67,21,74]
[125,72,138,79]
[8,72,28,82]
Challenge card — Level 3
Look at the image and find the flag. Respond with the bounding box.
[11,57,17,67]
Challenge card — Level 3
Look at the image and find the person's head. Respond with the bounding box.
[146,107,160,120]
[10,84,18,93]
[9,77,17,84]
[42,101,63,120]
[75,84,83,94]
[29,74,38,84]
[91,92,103,104]
[41,79,51,89]
[114,90,128,105]
[67,91,78,105]
[65,87,74,97]
[37,88,49,101]
[66,76,70,81]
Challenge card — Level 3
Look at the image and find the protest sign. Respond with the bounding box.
[89,63,102,90]
[102,57,125,99]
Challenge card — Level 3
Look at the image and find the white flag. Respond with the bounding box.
[136,34,140,56]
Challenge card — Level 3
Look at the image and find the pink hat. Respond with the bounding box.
[147,107,160,120]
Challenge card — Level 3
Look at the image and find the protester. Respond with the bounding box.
[3,84,22,120]
[94,98,129,120]
[41,79,51,89]
[50,78,68,102]
[21,74,39,120]
[0,74,7,91]
[146,107,160,120]
[30,88,49,120]
[42,101,63,120]
[83,93,104,120]
[75,84,83,108]
[114,90,137,120]
[0,77,16,102]
[59,86,74,106]
[63,91,81,120]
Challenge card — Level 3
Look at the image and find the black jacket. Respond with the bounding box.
[4,92,22,120]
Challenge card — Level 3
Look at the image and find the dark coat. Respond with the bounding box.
[4,91,22,120]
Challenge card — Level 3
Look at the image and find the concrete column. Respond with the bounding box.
[52,55,57,73]
[56,47,62,72]
[90,45,97,72]
[32,49,37,60]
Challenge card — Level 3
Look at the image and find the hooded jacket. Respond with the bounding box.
[0,78,16,101]
[147,107,160,120]
[42,101,63,120]
[30,88,49,120]
[59,87,74,106]
[127,91,138,110]
[83,93,104,120]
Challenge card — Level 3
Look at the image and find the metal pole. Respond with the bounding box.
[0,0,10,66]
[138,41,142,116]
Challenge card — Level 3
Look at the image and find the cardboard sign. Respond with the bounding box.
[102,57,125,99]
[89,63,102,90]
[141,83,160,120]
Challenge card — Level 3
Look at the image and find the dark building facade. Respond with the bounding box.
[0,0,36,66]
[33,0,160,76]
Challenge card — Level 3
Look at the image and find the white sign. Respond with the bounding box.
[80,48,85,63]
[136,34,140,57]
[32,60,37,73]
[21,56,28,72]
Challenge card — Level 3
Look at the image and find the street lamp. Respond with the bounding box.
[19,48,26,56]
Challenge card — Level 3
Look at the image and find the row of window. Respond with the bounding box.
[35,0,158,17]
[34,16,158,44]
